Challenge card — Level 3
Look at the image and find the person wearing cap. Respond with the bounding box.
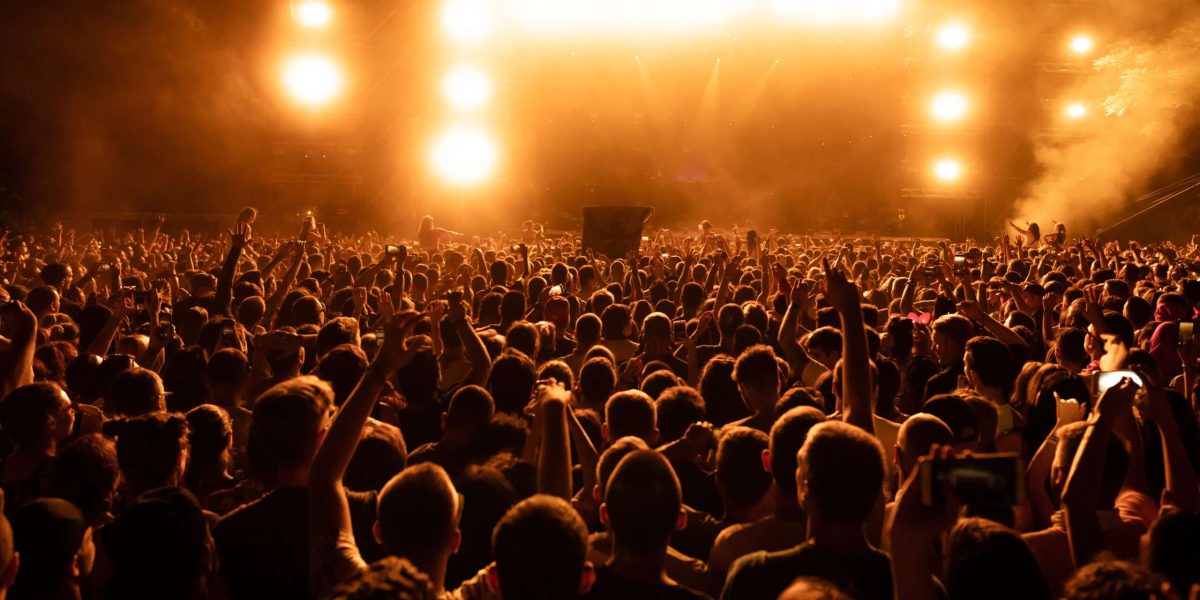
[10,498,93,600]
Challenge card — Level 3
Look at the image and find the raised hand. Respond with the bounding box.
[372,311,425,374]
[1053,392,1086,428]
[1095,376,1139,420]
[821,257,860,313]
[956,300,985,322]
[228,222,252,248]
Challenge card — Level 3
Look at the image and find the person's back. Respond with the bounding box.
[213,376,350,600]
[721,421,891,600]
[586,450,709,600]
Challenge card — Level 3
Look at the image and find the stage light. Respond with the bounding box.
[431,125,499,186]
[1065,102,1087,119]
[933,158,963,182]
[442,0,494,44]
[443,66,492,110]
[769,0,901,24]
[931,90,968,123]
[295,1,332,29]
[283,54,343,106]
[1069,35,1093,55]
[936,22,970,51]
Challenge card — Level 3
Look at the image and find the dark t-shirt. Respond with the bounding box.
[585,565,711,600]
[213,486,378,600]
[720,541,893,600]
[923,359,965,402]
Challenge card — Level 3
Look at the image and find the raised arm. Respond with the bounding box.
[309,312,422,598]
[0,302,38,398]
[778,283,815,380]
[1061,377,1138,568]
[263,243,304,328]
[448,297,492,386]
[535,380,573,500]
[214,223,250,318]
[824,259,873,433]
[956,300,1028,348]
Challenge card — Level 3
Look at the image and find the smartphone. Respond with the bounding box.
[374,328,385,342]
[672,322,686,342]
[548,285,563,297]
[447,290,463,305]
[1179,321,1194,346]
[221,322,236,343]
[133,290,155,306]
[510,244,521,253]
[923,268,937,280]
[953,255,966,275]
[386,245,403,257]
[918,453,1026,507]
[1093,370,1143,394]
[158,323,176,342]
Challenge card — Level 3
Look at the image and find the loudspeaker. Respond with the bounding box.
[581,205,654,258]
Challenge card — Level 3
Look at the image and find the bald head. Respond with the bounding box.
[896,413,954,477]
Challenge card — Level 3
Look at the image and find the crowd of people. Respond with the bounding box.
[0,209,1196,600]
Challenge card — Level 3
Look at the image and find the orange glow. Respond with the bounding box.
[431,125,499,186]
[295,1,332,29]
[933,158,963,182]
[1069,35,1093,55]
[1065,102,1088,119]
[443,66,492,110]
[283,54,343,106]
[935,22,970,51]
[931,90,968,123]
[442,0,495,44]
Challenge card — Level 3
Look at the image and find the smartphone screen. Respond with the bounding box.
[1179,321,1193,346]
[1094,370,1143,394]
[919,453,1026,507]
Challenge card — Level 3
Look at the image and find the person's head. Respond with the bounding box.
[895,413,953,479]
[205,348,249,403]
[946,518,1051,600]
[44,434,119,528]
[317,316,360,357]
[1054,327,1089,370]
[375,463,461,569]
[600,450,684,554]
[489,495,592,599]
[443,385,495,438]
[804,327,843,370]
[11,498,92,597]
[24,285,59,317]
[291,295,326,326]
[488,350,537,415]
[1052,421,1129,506]
[104,488,213,600]
[40,262,72,289]
[1063,560,1166,600]
[767,407,826,499]
[248,376,334,477]
[922,394,981,450]
[603,390,658,445]
[328,557,435,600]
[654,386,705,444]
[1143,508,1200,596]
[185,404,232,479]
[796,421,885,525]
[577,357,617,409]
[717,303,744,339]
[504,321,540,359]
[574,313,602,348]
[107,367,166,417]
[599,304,633,340]
[316,344,369,406]
[0,381,74,450]
[964,336,1013,396]
[700,355,749,427]
[103,412,189,493]
[639,370,680,401]
[715,427,772,513]
[777,578,852,600]
[733,345,781,409]
[932,314,974,366]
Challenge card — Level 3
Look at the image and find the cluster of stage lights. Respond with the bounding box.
[924,24,1095,183]
[282,1,343,106]
[433,1,499,187]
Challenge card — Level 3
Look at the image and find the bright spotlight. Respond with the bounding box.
[431,125,499,186]
[283,54,343,106]
[442,0,494,44]
[295,1,332,28]
[1065,102,1088,119]
[443,66,492,109]
[931,90,968,123]
[933,158,963,182]
[1069,35,1093,55]
[936,22,971,51]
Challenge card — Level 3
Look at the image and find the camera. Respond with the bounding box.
[918,453,1026,507]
